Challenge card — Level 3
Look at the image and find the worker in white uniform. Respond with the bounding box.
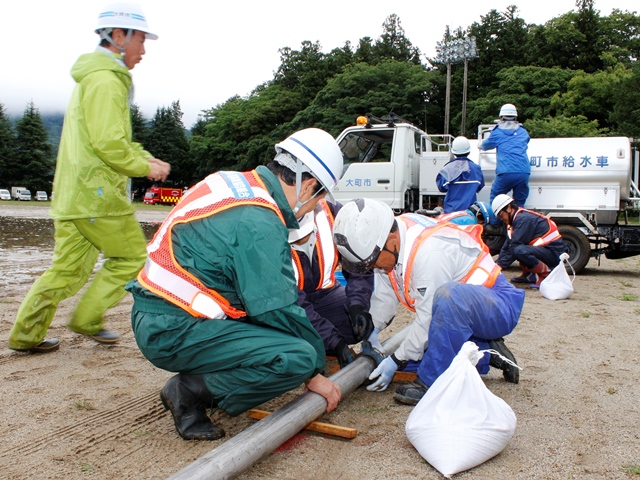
[333,198,525,405]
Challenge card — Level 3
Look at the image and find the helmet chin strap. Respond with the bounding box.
[292,158,324,215]
[99,28,133,62]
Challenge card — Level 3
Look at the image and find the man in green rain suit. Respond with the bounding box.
[8,2,170,353]
[127,128,344,441]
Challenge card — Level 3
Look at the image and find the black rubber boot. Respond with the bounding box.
[160,374,225,441]
[511,263,537,284]
[488,338,520,384]
[393,377,429,405]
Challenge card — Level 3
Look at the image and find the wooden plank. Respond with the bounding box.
[247,409,357,439]
[329,364,417,382]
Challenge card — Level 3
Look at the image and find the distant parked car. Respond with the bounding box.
[0,189,10,200]
[35,191,48,201]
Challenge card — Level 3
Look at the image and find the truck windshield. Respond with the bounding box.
[144,192,157,198]
[339,131,394,164]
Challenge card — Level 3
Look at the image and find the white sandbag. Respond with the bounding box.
[540,252,575,300]
[405,342,516,478]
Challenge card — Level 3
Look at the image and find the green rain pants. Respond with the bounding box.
[130,302,321,417]
[8,215,147,350]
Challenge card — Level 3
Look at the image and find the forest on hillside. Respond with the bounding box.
[1,0,639,194]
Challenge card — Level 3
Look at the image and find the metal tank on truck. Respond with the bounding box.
[333,113,640,273]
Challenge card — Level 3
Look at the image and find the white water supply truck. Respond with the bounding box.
[332,114,640,273]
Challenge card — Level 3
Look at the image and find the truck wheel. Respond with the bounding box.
[557,225,590,273]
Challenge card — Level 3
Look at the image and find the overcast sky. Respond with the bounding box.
[2,0,633,129]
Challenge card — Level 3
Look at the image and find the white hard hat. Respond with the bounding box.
[288,212,315,243]
[96,2,158,40]
[451,136,471,156]
[492,194,514,216]
[275,128,343,203]
[499,103,517,118]
[333,198,395,273]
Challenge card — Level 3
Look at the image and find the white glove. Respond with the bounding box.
[366,356,398,392]
[367,328,384,353]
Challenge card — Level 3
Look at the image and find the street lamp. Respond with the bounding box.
[435,36,478,136]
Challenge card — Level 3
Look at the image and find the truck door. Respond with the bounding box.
[333,129,397,207]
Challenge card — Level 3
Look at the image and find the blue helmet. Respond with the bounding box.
[470,201,496,225]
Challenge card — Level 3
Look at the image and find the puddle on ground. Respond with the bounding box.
[0,217,160,295]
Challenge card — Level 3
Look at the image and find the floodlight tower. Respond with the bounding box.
[435,36,478,136]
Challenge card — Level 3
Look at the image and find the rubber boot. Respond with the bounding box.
[488,338,519,384]
[529,261,550,289]
[160,374,225,441]
[510,263,537,284]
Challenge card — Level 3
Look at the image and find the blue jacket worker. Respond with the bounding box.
[289,200,374,368]
[492,194,566,288]
[480,103,530,207]
[333,198,524,406]
[436,136,485,213]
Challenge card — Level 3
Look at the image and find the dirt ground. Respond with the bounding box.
[1,204,639,479]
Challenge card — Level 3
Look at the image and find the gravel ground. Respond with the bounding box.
[1,203,639,479]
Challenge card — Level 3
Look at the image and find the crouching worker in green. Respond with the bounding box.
[8,2,170,353]
[127,128,344,441]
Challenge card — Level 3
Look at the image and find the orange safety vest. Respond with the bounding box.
[291,199,338,290]
[389,215,501,312]
[137,170,285,319]
[436,210,474,224]
[509,208,562,246]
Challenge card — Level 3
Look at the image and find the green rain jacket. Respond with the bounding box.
[51,48,151,220]
[128,166,326,374]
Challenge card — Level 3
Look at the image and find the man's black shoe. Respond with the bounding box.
[488,338,520,384]
[160,374,225,441]
[393,377,429,405]
[27,338,60,353]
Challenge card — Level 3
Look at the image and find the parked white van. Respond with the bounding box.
[35,191,48,201]
[0,189,10,200]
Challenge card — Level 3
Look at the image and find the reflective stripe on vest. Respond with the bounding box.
[290,199,337,291]
[437,211,473,224]
[292,249,304,290]
[313,200,338,289]
[389,216,501,312]
[509,208,562,246]
[137,170,285,319]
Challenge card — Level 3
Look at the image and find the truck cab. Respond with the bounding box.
[334,115,453,212]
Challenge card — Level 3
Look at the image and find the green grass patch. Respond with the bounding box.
[580,311,591,318]
[622,463,640,475]
[73,399,95,411]
[620,293,638,302]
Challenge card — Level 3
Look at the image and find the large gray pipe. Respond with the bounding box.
[168,325,410,480]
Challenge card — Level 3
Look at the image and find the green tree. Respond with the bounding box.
[527,1,605,73]
[466,6,530,95]
[524,115,606,137]
[289,61,439,136]
[598,9,640,67]
[465,66,577,134]
[145,101,191,187]
[373,14,422,65]
[0,103,17,187]
[14,102,54,193]
[550,64,633,131]
[130,103,149,146]
[610,62,640,137]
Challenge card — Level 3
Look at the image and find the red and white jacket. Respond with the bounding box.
[137,170,284,319]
